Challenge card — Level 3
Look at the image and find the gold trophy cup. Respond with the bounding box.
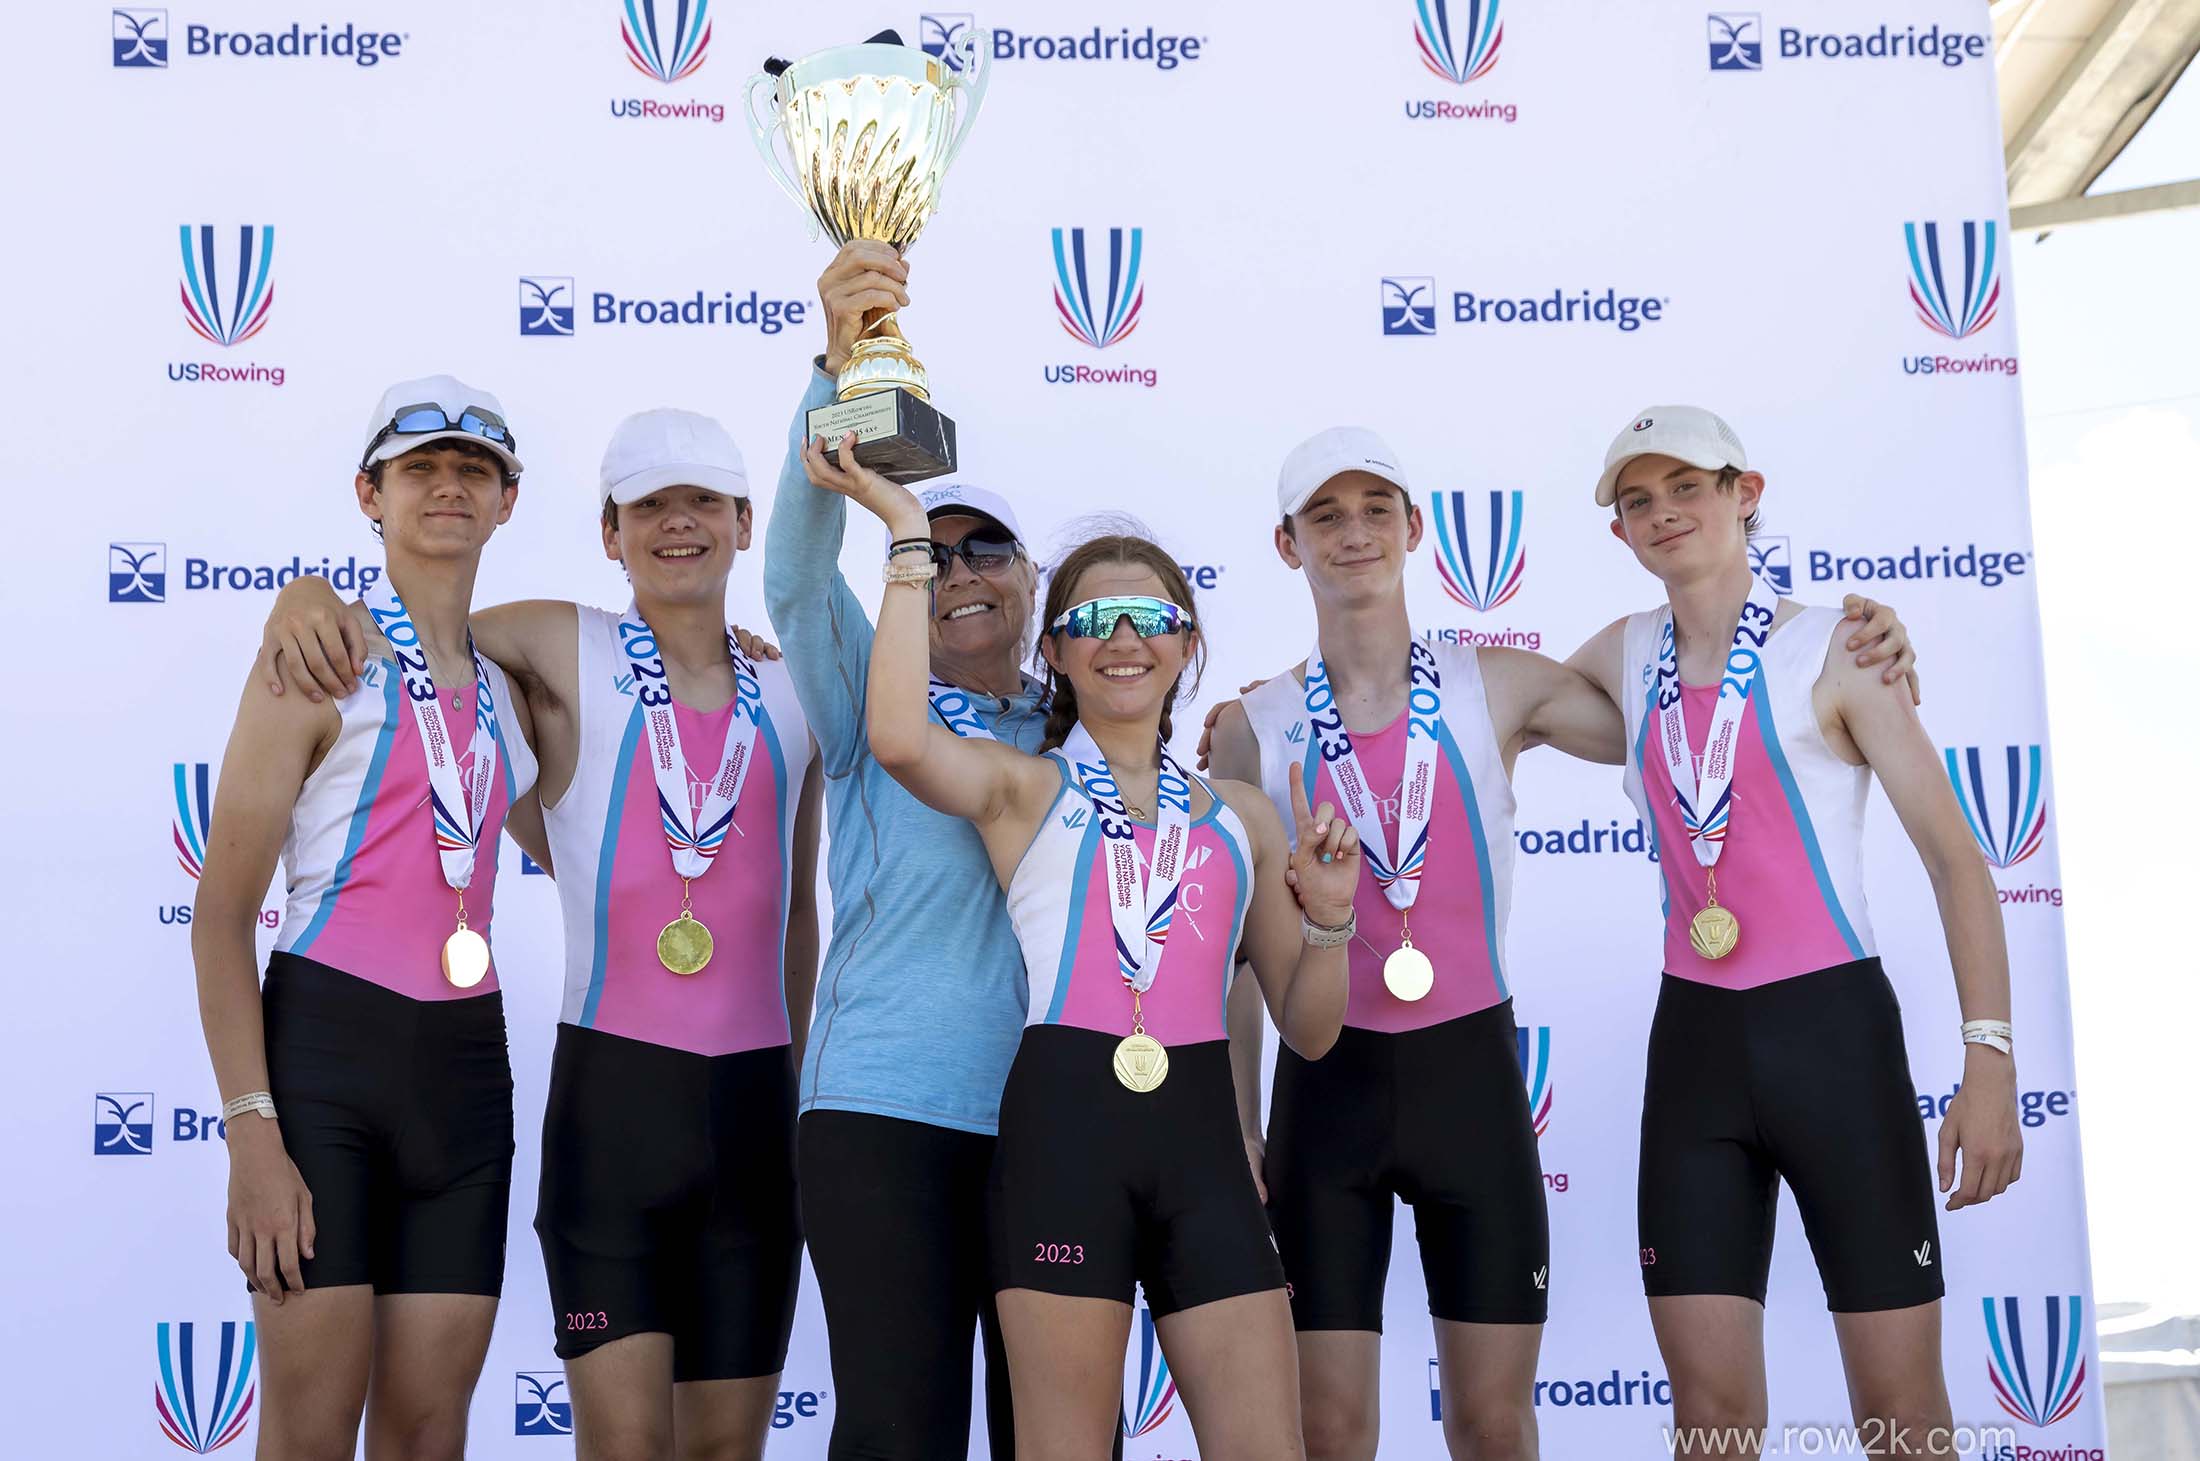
[746,31,990,481]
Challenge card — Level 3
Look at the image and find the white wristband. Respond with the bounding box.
[1301,913,1355,948]
[221,1092,278,1123]
[1961,1020,2013,1056]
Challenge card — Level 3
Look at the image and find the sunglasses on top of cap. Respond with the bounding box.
[926,527,1022,578]
[360,403,516,472]
[1049,596,1195,640]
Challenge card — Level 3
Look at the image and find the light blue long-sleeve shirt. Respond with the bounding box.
[763,368,1043,1136]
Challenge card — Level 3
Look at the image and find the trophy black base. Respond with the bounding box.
[807,389,957,485]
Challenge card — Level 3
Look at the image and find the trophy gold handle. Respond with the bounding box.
[939,28,992,180]
[743,70,812,227]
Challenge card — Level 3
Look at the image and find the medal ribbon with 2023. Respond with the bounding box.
[364,576,502,989]
[1653,569,1780,961]
[619,603,765,976]
[1060,724,1194,1093]
[1304,640,1441,1001]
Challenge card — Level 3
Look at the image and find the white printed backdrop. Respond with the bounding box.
[0,0,2100,1455]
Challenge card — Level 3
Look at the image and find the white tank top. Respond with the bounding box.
[1007,759,1254,1047]
[542,606,814,1054]
[1619,603,1876,989]
[1240,640,1517,1030]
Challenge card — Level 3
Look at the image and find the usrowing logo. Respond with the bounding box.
[1052,228,1145,349]
[179,226,274,346]
[619,0,710,81]
[1983,1296,2087,1428]
[1414,0,1503,83]
[1515,1024,1552,1136]
[1429,491,1526,612]
[1906,221,2001,339]
[1122,1302,1178,1437]
[174,761,212,879]
[1945,745,2047,868]
[155,1321,257,1452]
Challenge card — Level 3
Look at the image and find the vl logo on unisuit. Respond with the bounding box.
[155,1321,257,1453]
[1052,228,1144,349]
[179,226,273,346]
[1945,745,2047,868]
[1984,1296,2087,1428]
[1429,491,1525,612]
[1122,1303,1178,1437]
[619,0,711,81]
[515,1371,574,1435]
[1414,0,1502,84]
[1906,220,2001,339]
[174,761,212,878]
[1515,1024,1552,1137]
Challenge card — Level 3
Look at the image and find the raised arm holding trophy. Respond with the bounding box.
[747,27,990,483]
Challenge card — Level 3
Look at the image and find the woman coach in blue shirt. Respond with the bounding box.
[763,242,1084,1460]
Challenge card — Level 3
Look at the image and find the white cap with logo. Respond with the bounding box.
[1594,406,1747,507]
[361,374,523,476]
[600,408,748,507]
[1276,426,1410,517]
[911,481,1025,544]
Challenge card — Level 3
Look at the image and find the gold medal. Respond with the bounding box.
[657,910,714,976]
[1382,913,1435,1002]
[1384,945,1435,1002]
[1113,1032,1169,1092]
[1689,871,1740,960]
[1113,988,1168,1092]
[442,924,490,989]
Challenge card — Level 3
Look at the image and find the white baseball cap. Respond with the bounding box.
[912,481,1024,544]
[1595,406,1748,507]
[1276,427,1410,518]
[600,408,748,507]
[361,374,522,476]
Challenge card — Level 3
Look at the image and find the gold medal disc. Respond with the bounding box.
[1383,944,1436,1002]
[442,927,491,989]
[657,911,714,976]
[1689,903,1740,960]
[1112,1032,1169,1093]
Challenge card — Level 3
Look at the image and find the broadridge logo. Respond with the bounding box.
[1381,275,1669,333]
[1706,16,1989,71]
[110,544,382,601]
[113,9,406,68]
[516,277,807,335]
[921,14,1204,70]
[1752,535,2030,591]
